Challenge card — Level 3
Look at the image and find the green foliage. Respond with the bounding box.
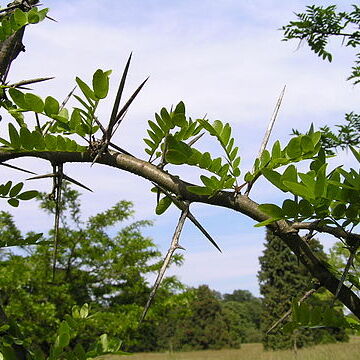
[0,6,48,41]
[253,125,360,231]
[166,285,240,351]
[144,104,239,200]
[0,181,38,208]
[283,302,360,335]
[0,184,184,354]
[282,4,360,84]
[0,303,128,359]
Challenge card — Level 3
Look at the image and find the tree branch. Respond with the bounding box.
[1,148,360,318]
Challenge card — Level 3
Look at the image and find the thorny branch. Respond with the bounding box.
[1,149,360,318]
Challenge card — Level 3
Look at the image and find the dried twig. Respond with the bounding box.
[267,285,320,334]
[266,284,320,335]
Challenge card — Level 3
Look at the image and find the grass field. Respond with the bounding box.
[104,337,360,360]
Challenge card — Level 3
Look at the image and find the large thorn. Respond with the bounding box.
[141,204,189,321]
[0,162,37,175]
[107,53,133,135]
[151,182,222,252]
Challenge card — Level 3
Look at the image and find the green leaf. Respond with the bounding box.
[32,131,46,150]
[199,152,211,169]
[55,332,70,349]
[283,181,312,199]
[229,147,238,161]
[271,140,281,159]
[27,8,40,23]
[258,203,283,218]
[76,77,96,101]
[79,303,89,318]
[148,120,164,138]
[254,217,281,227]
[262,168,286,191]
[350,146,360,163]
[13,8,27,26]
[286,136,302,158]
[37,8,49,21]
[7,198,19,207]
[260,149,271,166]
[155,196,172,215]
[0,181,12,196]
[200,175,218,189]
[9,88,27,108]
[160,108,173,128]
[17,190,38,200]
[20,127,34,150]
[69,108,82,130]
[44,134,57,150]
[65,138,79,152]
[314,164,327,198]
[298,199,313,217]
[209,157,222,174]
[301,135,314,153]
[92,69,109,99]
[8,123,20,149]
[187,186,213,195]
[212,120,223,135]
[24,233,43,244]
[57,135,67,151]
[24,93,44,113]
[174,101,185,114]
[282,199,298,218]
[165,135,193,165]
[281,165,297,183]
[9,182,23,197]
[44,96,60,116]
[219,123,231,146]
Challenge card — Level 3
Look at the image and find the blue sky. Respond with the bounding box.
[2,1,359,296]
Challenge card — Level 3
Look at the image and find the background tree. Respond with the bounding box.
[0,183,183,353]
[222,289,262,343]
[258,229,348,350]
[170,285,240,351]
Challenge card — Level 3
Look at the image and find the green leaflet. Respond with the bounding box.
[8,123,20,149]
[165,135,193,165]
[76,76,96,101]
[44,96,60,116]
[258,203,283,218]
[92,69,110,99]
[155,196,172,215]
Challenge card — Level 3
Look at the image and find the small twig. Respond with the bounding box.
[141,203,189,321]
[332,247,358,305]
[267,285,320,334]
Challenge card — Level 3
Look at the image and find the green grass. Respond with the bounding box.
[104,337,360,360]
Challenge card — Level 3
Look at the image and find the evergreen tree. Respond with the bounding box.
[258,229,347,350]
[173,285,239,350]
